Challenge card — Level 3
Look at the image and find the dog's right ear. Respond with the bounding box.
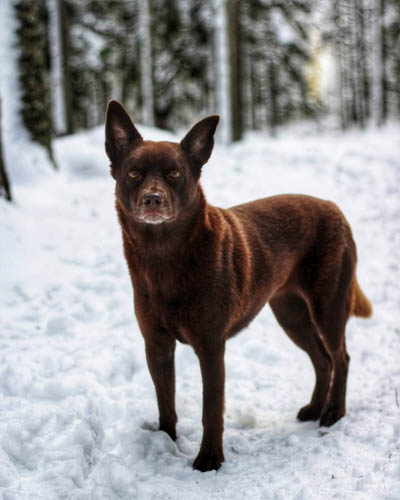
[105,100,143,164]
[180,115,219,172]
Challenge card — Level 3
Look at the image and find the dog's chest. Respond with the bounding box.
[135,262,211,338]
[142,267,175,298]
[138,265,196,312]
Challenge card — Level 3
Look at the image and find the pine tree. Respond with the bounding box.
[15,0,57,167]
[151,0,183,129]
[243,0,313,134]
[150,0,215,131]
[63,0,139,131]
[180,0,215,123]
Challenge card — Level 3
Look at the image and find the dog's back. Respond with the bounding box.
[200,194,369,340]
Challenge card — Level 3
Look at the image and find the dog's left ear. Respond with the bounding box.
[180,115,219,171]
[105,100,143,164]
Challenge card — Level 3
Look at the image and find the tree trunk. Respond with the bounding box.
[48,0,68,135]
[215,0,231,143]
[333,0,352,129]
[227,0,242,141]
[380,0,388,123]
[372,0,386,125]
[59,0,73,133]
[357,0,370,119]
[352,0,366,127]
[138,0,155,126]
[264,10,279,135]
[266,61,279,135]
[0,99,12,202]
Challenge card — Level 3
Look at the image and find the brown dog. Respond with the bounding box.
[105,100,372,472]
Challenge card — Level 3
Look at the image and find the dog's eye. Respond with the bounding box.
[128,170,141,180]
[167,170,180,179]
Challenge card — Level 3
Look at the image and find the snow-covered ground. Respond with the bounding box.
[1,122,400,499]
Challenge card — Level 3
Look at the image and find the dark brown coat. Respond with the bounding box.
[105,101,372,472]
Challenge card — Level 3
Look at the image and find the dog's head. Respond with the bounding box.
[105,100,219,225]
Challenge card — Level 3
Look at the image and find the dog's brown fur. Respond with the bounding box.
[105,101,372,472]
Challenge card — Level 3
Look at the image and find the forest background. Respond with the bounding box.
[1,0,400,197]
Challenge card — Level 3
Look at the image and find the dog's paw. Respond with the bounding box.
[319,405,345,427]
[192,450,224,472]
[159,424,177,441]
[297,403,323,422]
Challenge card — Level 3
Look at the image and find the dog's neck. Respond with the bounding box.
[117,187,211,263]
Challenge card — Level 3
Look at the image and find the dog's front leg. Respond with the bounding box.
[145,335,177,441]
[193,339,225,472]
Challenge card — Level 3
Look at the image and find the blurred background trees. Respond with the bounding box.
[11,0,400,154]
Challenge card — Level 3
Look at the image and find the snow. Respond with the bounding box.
[1,120,400,499]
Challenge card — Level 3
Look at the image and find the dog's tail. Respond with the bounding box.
[350,277,372,318]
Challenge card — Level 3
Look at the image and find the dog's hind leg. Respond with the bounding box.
[319,344,350,427]
[270,293,332,422]
[305,248,354,427]
[306,304,350,427]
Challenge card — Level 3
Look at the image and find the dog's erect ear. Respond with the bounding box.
[105,100,143,163]
[180,115,219,170]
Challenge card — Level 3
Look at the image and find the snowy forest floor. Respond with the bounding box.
[1,123,400,499]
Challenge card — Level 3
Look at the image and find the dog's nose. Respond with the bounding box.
[143,192,163,208]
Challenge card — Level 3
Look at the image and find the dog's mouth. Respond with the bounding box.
[135,212,175,225]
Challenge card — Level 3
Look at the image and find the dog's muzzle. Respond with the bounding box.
[136,190,174,224]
